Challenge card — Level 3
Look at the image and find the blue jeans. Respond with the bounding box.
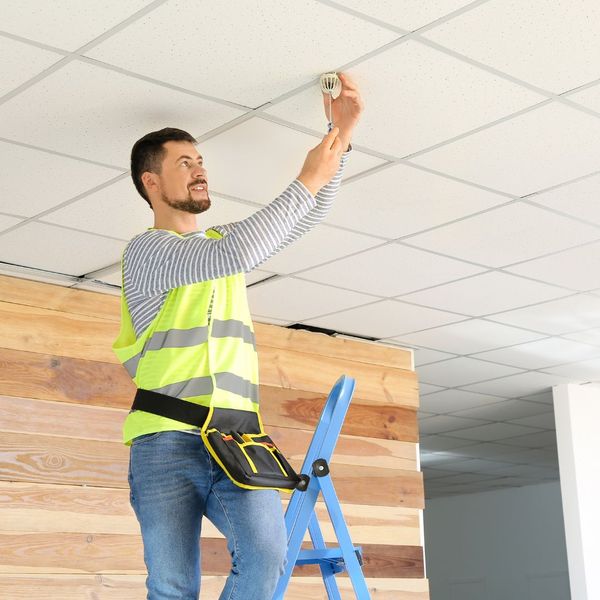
[128,430,288,599]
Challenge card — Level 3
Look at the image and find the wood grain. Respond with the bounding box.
[0,300,417,405]
[0,533,424,579]
[0,431,424,508]
[0,394,417,469]
[0,481,422,546]
[0,275,119,322]
[0,356,418,441]
[0,275,414,370]
[255,322,412,370]
[0,574,430,599]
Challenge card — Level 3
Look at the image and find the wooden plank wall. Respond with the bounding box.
[0,274,429,599]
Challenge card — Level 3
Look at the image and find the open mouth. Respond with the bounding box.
[190,181,207,192]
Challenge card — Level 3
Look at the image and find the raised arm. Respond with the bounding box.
[126,128,344,296]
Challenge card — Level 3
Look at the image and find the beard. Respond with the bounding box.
[160,189,211,214]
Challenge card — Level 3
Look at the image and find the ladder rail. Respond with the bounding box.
[273,375,371,600]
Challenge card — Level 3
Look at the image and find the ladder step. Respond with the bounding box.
[296,547,363,566]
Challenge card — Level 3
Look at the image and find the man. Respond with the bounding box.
[112,73,363,600]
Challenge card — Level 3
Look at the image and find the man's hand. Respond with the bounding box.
[323,72,364,151]
[297,127,344,196]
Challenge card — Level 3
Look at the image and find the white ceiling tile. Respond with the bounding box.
[300,243,484,296]
[420,451,464,466]
[333,0,472,30]
[419,383,447,396]
[86,0,397,107]
[529,172,600,226]
[448,442,530,462]
[451,399,552,422]
[509,412,556,430]
[518,391,554,405]
[259,224,380,275]
[247,277,374,322]
[498,431,559,449]
[94,265,121,287]
[400,271,569,316]
[506,241,600,291]
[253,316,292,327]
[406,202,600,267]
[418,357,523,388]
[420,435,479,452]
[192,117,382,205]
[1,142,122,219]
[542,358,600,382]
[434,458,519,474]
[322,164,507,238]
[267,39,543,158]
[303,299,464,339]
[245,270,275,286]
[564,327,600,346]
[411,103,600,196]
[0,222,125,275]
[462,372,574,398]
[489,294,600,335]
[0,60,243,167]
[419,415,490,436]
[444,422,544,442]
[71,280,120,296]
[1,1,152,51]
[0,36,62,97]
[391,319,544,355]
[422,0,600,93]
[569,80,600,112]
[413,347,457,366]
[472,337,600,370]
[420,389,506,414]
[0,214,24,233]
[41,178,259,241]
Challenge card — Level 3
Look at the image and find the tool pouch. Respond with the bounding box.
[131,389,301,492]
[201,407,300,492]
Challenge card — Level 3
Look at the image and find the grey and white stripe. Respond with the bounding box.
[124,151,350,337]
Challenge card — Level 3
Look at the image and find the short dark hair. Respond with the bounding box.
[130,127,197,208]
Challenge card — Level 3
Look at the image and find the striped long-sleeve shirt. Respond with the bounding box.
[123,149,351,338]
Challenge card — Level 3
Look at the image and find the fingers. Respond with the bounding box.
[338,72,359,91]
[323,126,340,149]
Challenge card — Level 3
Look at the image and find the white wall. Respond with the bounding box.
[553,383,600,600]
[424,482,569,600]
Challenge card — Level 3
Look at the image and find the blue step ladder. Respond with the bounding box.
[272,375,371,600]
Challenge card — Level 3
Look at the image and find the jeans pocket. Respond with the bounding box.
[130,431,164,446]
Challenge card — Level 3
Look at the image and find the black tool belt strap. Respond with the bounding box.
[132,388,209,427]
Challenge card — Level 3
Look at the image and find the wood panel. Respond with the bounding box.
[0,275,426,598]
[0,431,423,508]
[0,574,430,600]
[0,533,424,579]
[0,357,418,441]
[0,275,413,370]
[0,481,423,545]
[0,395,417,469]
[0,307,417,407]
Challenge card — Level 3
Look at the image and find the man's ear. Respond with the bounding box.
[141,171,158,197]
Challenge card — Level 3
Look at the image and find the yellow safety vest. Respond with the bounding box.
[112,228,300,492]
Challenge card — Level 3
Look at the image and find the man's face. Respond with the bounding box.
[154,140,210,214]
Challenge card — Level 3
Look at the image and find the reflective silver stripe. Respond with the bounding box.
[211,319,256,349]
[215,372,259,403]
[152,376,214,398]
[123,353,141,378]
[146,326,209,352]
[122,327,209,378]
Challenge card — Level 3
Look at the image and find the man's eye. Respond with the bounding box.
[182,161,189,167]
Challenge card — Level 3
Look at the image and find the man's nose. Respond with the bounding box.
[192,164,206,179]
